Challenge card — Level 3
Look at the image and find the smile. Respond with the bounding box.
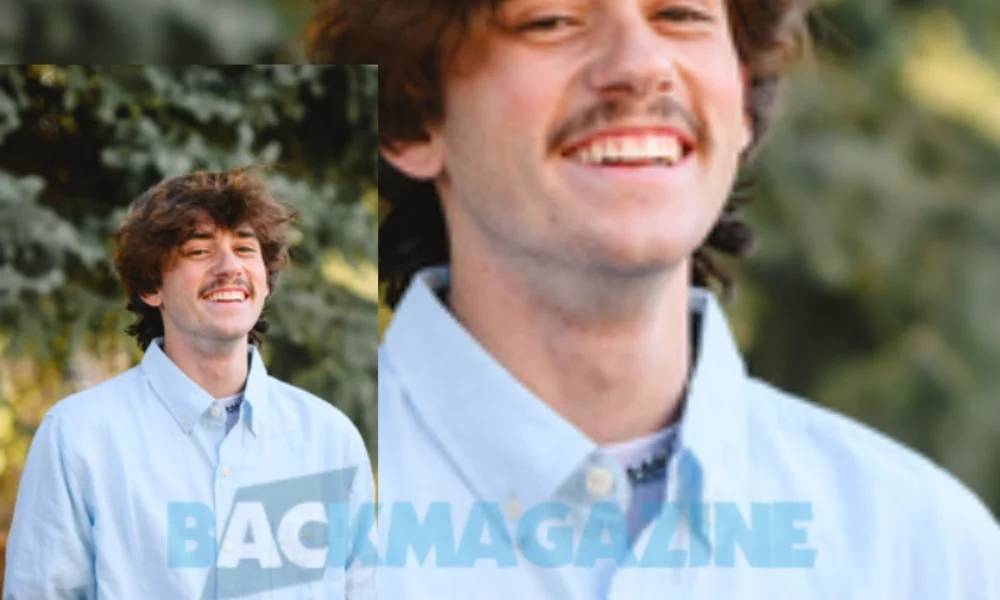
[561,132,692,167]
[203,289,249,303]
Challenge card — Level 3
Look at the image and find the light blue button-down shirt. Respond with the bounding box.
[377,267,1000,599]
[4,340,376,599]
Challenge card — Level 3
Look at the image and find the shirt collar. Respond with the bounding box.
[383,267,750,514]
[141,338,270,436]
[671,287,751,549]
[384,268,596,512]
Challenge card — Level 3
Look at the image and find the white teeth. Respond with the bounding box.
[623,137,641,160]
[569,135,685,165]
[591,143,604,164]
[654,136,668,158]
[662,136,681,163]
[640,136,656,159]
[207,291,246,302]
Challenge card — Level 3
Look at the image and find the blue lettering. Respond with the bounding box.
[453,502,516,568]
[167,502,215,568]
[575,502,633,567]
[771,502,816,568]
[715,502,771,567]
[517,502,574,568]
[638,502,686,568]
[385,502,457,567]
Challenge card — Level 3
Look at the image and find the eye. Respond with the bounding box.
[186,248,208,257]
[656,6,712,22]
[237,246,258,254]
[516,15,579,32]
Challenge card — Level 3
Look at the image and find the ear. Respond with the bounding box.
[140,291,163,308]
[740,67,754,154]
[381,136,445,180]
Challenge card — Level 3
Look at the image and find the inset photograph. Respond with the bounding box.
[0,65,377,598]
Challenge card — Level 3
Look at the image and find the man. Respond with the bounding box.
[4,169,376,599]
[312,1,1000,599]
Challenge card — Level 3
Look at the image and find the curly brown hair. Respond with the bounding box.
[307,0,811,307]
[112,168,296,350]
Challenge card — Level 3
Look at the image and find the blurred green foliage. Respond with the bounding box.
[0,65,378,531]
[0,0,316,63]
[729,3,1000,515]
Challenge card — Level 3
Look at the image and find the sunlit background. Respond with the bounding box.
[1,0,999,584]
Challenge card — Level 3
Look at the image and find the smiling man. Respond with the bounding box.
[4,169,376,599]
[311,0,999,598]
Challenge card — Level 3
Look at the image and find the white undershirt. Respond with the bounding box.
[604,425,679,544]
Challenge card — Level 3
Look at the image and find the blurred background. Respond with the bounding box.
[0,63,377,580]
[0,0,997,579]
[736,0,1000,518]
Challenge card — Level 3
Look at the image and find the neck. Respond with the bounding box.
[160,334,249,399]
[448,248,691,445]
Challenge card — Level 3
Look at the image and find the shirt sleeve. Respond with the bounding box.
[949,496,1000,599]
[3,411,96,600]
[905,472,1000,599]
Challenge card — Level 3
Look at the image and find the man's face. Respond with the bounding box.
[142,217,269,347]
[396,0,751,275]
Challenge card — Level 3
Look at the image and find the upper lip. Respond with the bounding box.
[202,287,250,299]
[558,124,697,156]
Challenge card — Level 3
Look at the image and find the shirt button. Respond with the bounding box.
[585,467,615,498]
[211,406,221,417]
[222,466,230,478]
[504,496,524,521]
[223,542,233,554]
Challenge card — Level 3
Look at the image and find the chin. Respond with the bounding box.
[206,325,254,343]
[580,231,700,276]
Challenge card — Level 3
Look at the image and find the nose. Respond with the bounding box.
[585,14,676,100]
[210,245,243,278]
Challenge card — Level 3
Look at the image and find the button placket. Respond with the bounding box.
[214,426,245,563]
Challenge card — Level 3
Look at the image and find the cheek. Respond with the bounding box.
[159,270,184,300]
[170,266,210,302]
[502,66,561,127]
[680,39,746,117]
[248,261,269,290]
[704,57,747,131]
[448,55,561,152]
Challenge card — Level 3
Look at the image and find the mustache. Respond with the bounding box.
[199,278,253,297]
[548,96,709,153]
